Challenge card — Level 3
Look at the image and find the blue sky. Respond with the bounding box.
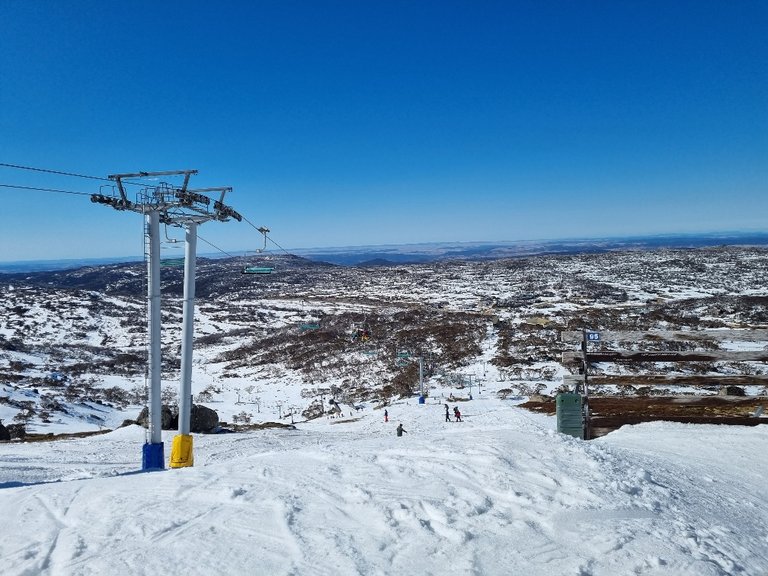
[1,1,766,261]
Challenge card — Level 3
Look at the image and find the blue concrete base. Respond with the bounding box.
[418,396,425,404]
[142,442,165,470]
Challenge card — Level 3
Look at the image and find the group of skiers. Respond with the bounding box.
[444,404,462,422]
[386,403,464,437]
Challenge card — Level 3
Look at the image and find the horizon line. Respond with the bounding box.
[1,229,767,268]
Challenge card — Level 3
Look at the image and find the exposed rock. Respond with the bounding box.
[0,422,10,441]
[5,423,26,440]
[136,405,178,430]
[190,404,219,433]
[135,405,219,433]
[302,399,325,421]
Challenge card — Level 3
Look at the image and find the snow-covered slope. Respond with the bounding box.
[1,389,766,575]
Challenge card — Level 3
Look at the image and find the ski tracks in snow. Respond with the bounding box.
[1,409,767,575]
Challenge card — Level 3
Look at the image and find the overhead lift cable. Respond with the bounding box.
[2,162,289,259]
[0,183,93,196]
[0,162,113,182]
[197,234,237,259]
[0,162,171,188]
[241,214,292,256]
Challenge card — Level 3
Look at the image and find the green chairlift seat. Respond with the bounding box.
[242,266,274,274]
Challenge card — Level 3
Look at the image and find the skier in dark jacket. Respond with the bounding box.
[396,423,407,437]
[444,404,451,422]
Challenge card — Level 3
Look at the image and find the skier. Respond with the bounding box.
[444,404,451,422]
[396,423,407,437]
[454,406,462,422]
[384,409,389,423]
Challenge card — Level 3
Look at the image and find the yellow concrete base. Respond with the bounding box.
[169,434,194,468]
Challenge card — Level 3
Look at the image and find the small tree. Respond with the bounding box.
[161,385,178,407]
[13,409,34,425]
[232,411,253,429]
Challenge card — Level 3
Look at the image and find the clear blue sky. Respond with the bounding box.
[1,1,766,261]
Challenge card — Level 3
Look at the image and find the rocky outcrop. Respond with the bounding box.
[190,404,219,433]
[136,405,178,430]
[136,404,219,433]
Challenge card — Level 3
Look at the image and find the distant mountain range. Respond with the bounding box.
[0,256,145,274]
[294,232,768,266]
[1,231,767,273]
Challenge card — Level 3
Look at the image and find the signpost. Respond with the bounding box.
[580,329,599,440]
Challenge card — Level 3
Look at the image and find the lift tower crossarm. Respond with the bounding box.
[107,169,199,180]
[188,186,232,195]
[163,185,233,206]
[108,170,198,203]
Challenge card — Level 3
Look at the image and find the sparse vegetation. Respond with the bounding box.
[1,247,767,432]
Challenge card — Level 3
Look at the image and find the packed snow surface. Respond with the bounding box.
[2,391,767,576]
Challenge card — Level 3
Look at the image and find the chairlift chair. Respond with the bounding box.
[242,226,274,274]
[242,266,274,274]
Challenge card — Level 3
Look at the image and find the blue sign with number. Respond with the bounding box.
[586,331,600,341]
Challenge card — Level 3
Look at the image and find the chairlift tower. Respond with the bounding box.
[91,171,242,470]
